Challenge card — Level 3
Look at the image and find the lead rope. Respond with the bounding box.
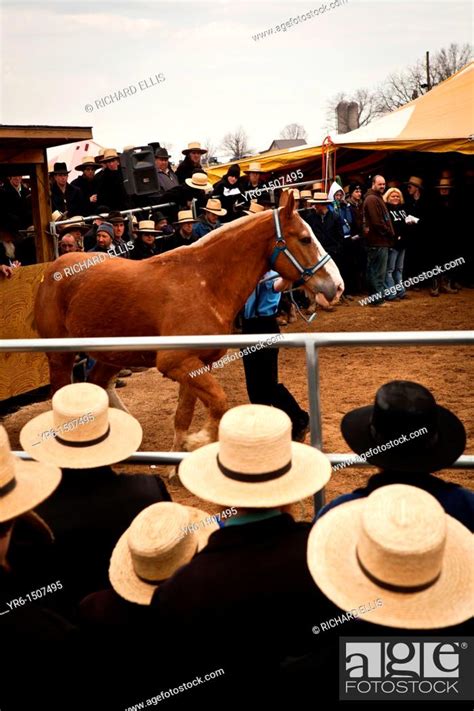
[287,288,317,324]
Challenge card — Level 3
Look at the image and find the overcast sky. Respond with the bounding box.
[1,0,472,162]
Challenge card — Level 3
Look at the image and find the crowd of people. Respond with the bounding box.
[1,379,472,708]
[1,142,471,303]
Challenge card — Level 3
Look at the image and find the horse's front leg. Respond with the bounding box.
[157,351,228,452]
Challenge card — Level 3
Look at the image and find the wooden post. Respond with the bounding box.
[31,150,54,263]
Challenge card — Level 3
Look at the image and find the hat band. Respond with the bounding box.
[136,573,169,585]
[356,549,441,593]
[0,477,17,497]
[217,455,291,483]
[136,543,199,584]
[54,426,111,448]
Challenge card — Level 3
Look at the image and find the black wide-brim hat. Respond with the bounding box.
[341,381,466,473]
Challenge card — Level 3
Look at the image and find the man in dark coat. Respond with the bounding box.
[0,427,78,711]
[154,147,179,194]
[50,162,85,217]
[161,209,199,251]
[317,381,473,530]
[403,175,429,279]
[175,142,208,184]
[239,161,267,206]
[70,156,101,215]
[95,149,129,210]
[305,193,344,260]
[18,382,172,612]
[151,404,332,703]
[0,174,32,229]
[363,174,395,306]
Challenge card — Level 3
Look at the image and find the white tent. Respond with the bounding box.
[47,139,104,181]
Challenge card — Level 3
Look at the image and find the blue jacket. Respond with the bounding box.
[316,471,474,532]
[244,270,281,319]
[192,216,221,239]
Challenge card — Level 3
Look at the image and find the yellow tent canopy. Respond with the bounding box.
[206,143,324,182]
[335,60,474,155]
[207,61,473,181]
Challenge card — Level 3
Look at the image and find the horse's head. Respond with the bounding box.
[269,192,344,306]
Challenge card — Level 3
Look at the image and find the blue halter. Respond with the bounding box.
[269,208,332,287]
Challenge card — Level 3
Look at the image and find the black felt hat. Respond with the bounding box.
[341,381,466,473]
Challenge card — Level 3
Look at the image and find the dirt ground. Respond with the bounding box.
[2,289,473,521]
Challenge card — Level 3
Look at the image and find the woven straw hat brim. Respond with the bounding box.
[59,224,89,235]
[307,500,474,629]
[178,442,331,507]
[109,507,218,604]
[0,459,61,522]
[20,409,142,469]
[184,177,213,191]
[341,404,466,473]
[202,207,227,216]
[75,162,101,171]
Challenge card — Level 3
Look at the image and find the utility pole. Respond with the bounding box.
[426,51,431,91]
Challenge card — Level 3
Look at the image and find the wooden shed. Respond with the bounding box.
[0,124,93,402]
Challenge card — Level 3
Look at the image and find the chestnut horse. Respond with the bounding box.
[35,193,343,452]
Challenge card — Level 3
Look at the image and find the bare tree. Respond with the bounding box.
[432,42,472,83]
[202,138,217,166]
[325,89,383,133]
[280,123,308,140]
[220,127,253,160]
[326,43,472,125]
[375,61,427,113]
[376,43,472,112]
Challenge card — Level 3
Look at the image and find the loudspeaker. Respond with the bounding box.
[120,146,159,196]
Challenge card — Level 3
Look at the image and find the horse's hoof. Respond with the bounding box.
[162,464,179,480]
[184,430,212,451]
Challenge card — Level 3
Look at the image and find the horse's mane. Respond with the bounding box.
[149,211,271,264]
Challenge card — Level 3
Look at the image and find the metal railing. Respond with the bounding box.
[3,330,473,512]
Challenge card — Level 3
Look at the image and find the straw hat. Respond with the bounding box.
[173,210,197,225]
[20,383,142,469]
[184,172,213,191]
[58,216,89,235]
[341,381,466,473]
[75,156,101,171]
[244,202,265,215]
[312,181,324,191]
[407,175,424,189]
[109,502,219,604]
[0,425,61,523]
[100,148,120,163]
[201,198,227,216]
[179,405,331,507]
[308,192,331,204]
[137,220,162,235]
[182,142,207,155]
[435,177,454,190]
[300,190,312,200]
[244,162,264,174]
[51,210,65,222]
[307,484,473,628]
